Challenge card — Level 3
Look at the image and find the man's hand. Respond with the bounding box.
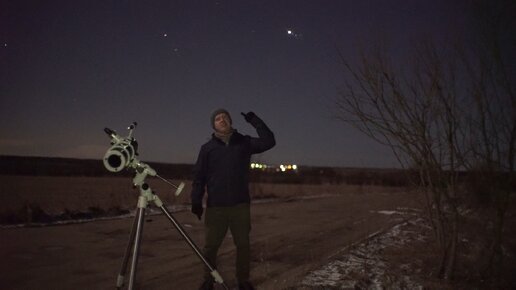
[241,111,257,122]
[191,204,203,220]
[241,111,261,127]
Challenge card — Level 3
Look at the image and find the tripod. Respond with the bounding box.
[115,162,229,290]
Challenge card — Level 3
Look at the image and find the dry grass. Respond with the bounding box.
[0,175,404,224]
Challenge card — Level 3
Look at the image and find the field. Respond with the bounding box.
[0,175,394,222]
[1,178,422,289]
[1,157,515,289]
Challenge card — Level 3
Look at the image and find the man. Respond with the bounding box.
[191,109,275,290]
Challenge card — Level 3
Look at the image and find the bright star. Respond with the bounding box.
[286,29,303,40]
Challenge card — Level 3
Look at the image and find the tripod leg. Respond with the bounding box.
[158,205,229,290]
[128,202,146,290]
[116,211,140,289]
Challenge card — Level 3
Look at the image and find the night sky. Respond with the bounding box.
[0,1,467,168]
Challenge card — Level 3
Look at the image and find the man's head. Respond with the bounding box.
[211,108,233,133]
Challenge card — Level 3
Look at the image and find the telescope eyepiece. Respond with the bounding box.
[104,127,115,136]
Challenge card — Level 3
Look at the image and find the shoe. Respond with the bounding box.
[198,280,214,290]
[238,281,255,290]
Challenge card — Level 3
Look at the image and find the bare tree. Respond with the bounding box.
[335,42,466,279]
[334,0,514,282]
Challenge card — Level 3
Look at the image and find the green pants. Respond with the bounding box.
[203,203,251,282]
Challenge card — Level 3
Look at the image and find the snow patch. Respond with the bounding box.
[301,218,427,289]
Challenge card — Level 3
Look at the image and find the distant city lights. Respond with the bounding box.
[250,163,298,172]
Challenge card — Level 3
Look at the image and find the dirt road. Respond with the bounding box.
[0,190,420,289]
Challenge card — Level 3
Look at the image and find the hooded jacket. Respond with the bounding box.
[191,116,275,207]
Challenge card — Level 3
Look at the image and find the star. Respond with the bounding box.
[286,29,303,40]
[163,33,168,37]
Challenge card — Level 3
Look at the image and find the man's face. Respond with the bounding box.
[214,113,231,133]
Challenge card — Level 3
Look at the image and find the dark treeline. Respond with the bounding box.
[0,155,193,179]
[1,155,414,186]
[5,155,511,188]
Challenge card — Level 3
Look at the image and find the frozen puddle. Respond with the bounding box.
[300,214,426,289]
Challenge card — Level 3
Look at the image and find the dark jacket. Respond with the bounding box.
[191,116,275,207]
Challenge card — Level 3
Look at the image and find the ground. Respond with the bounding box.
[1,188,515,289]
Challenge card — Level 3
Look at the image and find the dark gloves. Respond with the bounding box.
[192,204,203,220]
[241,111,261,127]
[241,111,257,122]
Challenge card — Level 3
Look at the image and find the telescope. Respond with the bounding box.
[103,122,184,195]
[102,122,228,290]
[103,122,138,172]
